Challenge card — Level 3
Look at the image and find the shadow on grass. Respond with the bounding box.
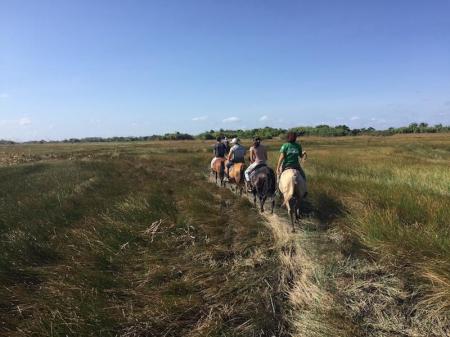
[311,192,346,230]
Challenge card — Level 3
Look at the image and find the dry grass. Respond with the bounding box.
[0,143,283,336]
[1,134,449,336]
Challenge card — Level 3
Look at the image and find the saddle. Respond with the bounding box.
[253,163,267,171]
[249,163,268,180]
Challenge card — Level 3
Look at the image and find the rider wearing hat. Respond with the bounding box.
[225,137,246,178]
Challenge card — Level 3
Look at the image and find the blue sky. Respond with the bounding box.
[1,0,450,140]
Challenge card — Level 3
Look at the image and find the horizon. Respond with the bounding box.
[1,122,447,143]
[1,0,450,141]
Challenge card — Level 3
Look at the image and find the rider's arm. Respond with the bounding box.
[249,148,255,163]
[276,153,285,174]
[301,151,307,161]
[227,148,233,161]
[299,143,307,162]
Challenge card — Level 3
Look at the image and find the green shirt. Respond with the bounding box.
[280,142,302,167]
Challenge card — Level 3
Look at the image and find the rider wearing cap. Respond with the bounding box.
[244,136,268,184]
[225,137,246,178]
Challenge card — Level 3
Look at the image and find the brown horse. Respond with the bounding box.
[278,168,307,231]
[211,157,226,186]
[227,162,246,195]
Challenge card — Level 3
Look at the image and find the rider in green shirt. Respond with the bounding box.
[276,131,307,181]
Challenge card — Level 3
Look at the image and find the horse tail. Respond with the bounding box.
[239,164,245,184]
[280,171,296,207]
[219,160,225,178]
[258,174,268,199]
[267,168,276,195]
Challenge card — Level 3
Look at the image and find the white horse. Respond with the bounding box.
[278,169,307,231]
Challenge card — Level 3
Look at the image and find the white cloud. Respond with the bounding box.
[259,115,269,122]
[350,116,360,121]
[370,117,387,124]
[0,116,32,128]
[19,117,32,126]
[192,116,208,121]
[88,118,101,125]
[222,116,240,123]
[0,93,9,99]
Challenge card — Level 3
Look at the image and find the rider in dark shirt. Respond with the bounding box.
[211,136,227,169]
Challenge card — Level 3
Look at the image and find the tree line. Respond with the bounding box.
[197,123,449,139]
[2,123,449,144]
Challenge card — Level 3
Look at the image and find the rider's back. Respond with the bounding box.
[214,142,227,158]
[230,144,246,162]
[280,142,302,168]
[250,144,267,165]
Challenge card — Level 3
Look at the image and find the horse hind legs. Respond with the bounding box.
[260,196,266,213]
[289,209,296,232]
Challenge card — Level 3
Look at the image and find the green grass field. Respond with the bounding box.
[0,134,449,336]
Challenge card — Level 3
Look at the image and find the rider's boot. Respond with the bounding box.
[224,169,229,182]
[245,180,252,193]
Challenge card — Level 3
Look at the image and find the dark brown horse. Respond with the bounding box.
[249,165,276,213]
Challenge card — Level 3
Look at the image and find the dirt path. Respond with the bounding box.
[256,209,354,337]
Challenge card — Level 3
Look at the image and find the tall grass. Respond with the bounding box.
[1,134,449,336]
[267,134,450,333]
[0,145,282,336]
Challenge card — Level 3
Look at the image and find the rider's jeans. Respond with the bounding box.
[244,162,259,181]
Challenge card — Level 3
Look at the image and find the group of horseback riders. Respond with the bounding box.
[210,132,308,229]
[210,131,307,193]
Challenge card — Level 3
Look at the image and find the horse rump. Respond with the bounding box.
[250,166,277,212]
